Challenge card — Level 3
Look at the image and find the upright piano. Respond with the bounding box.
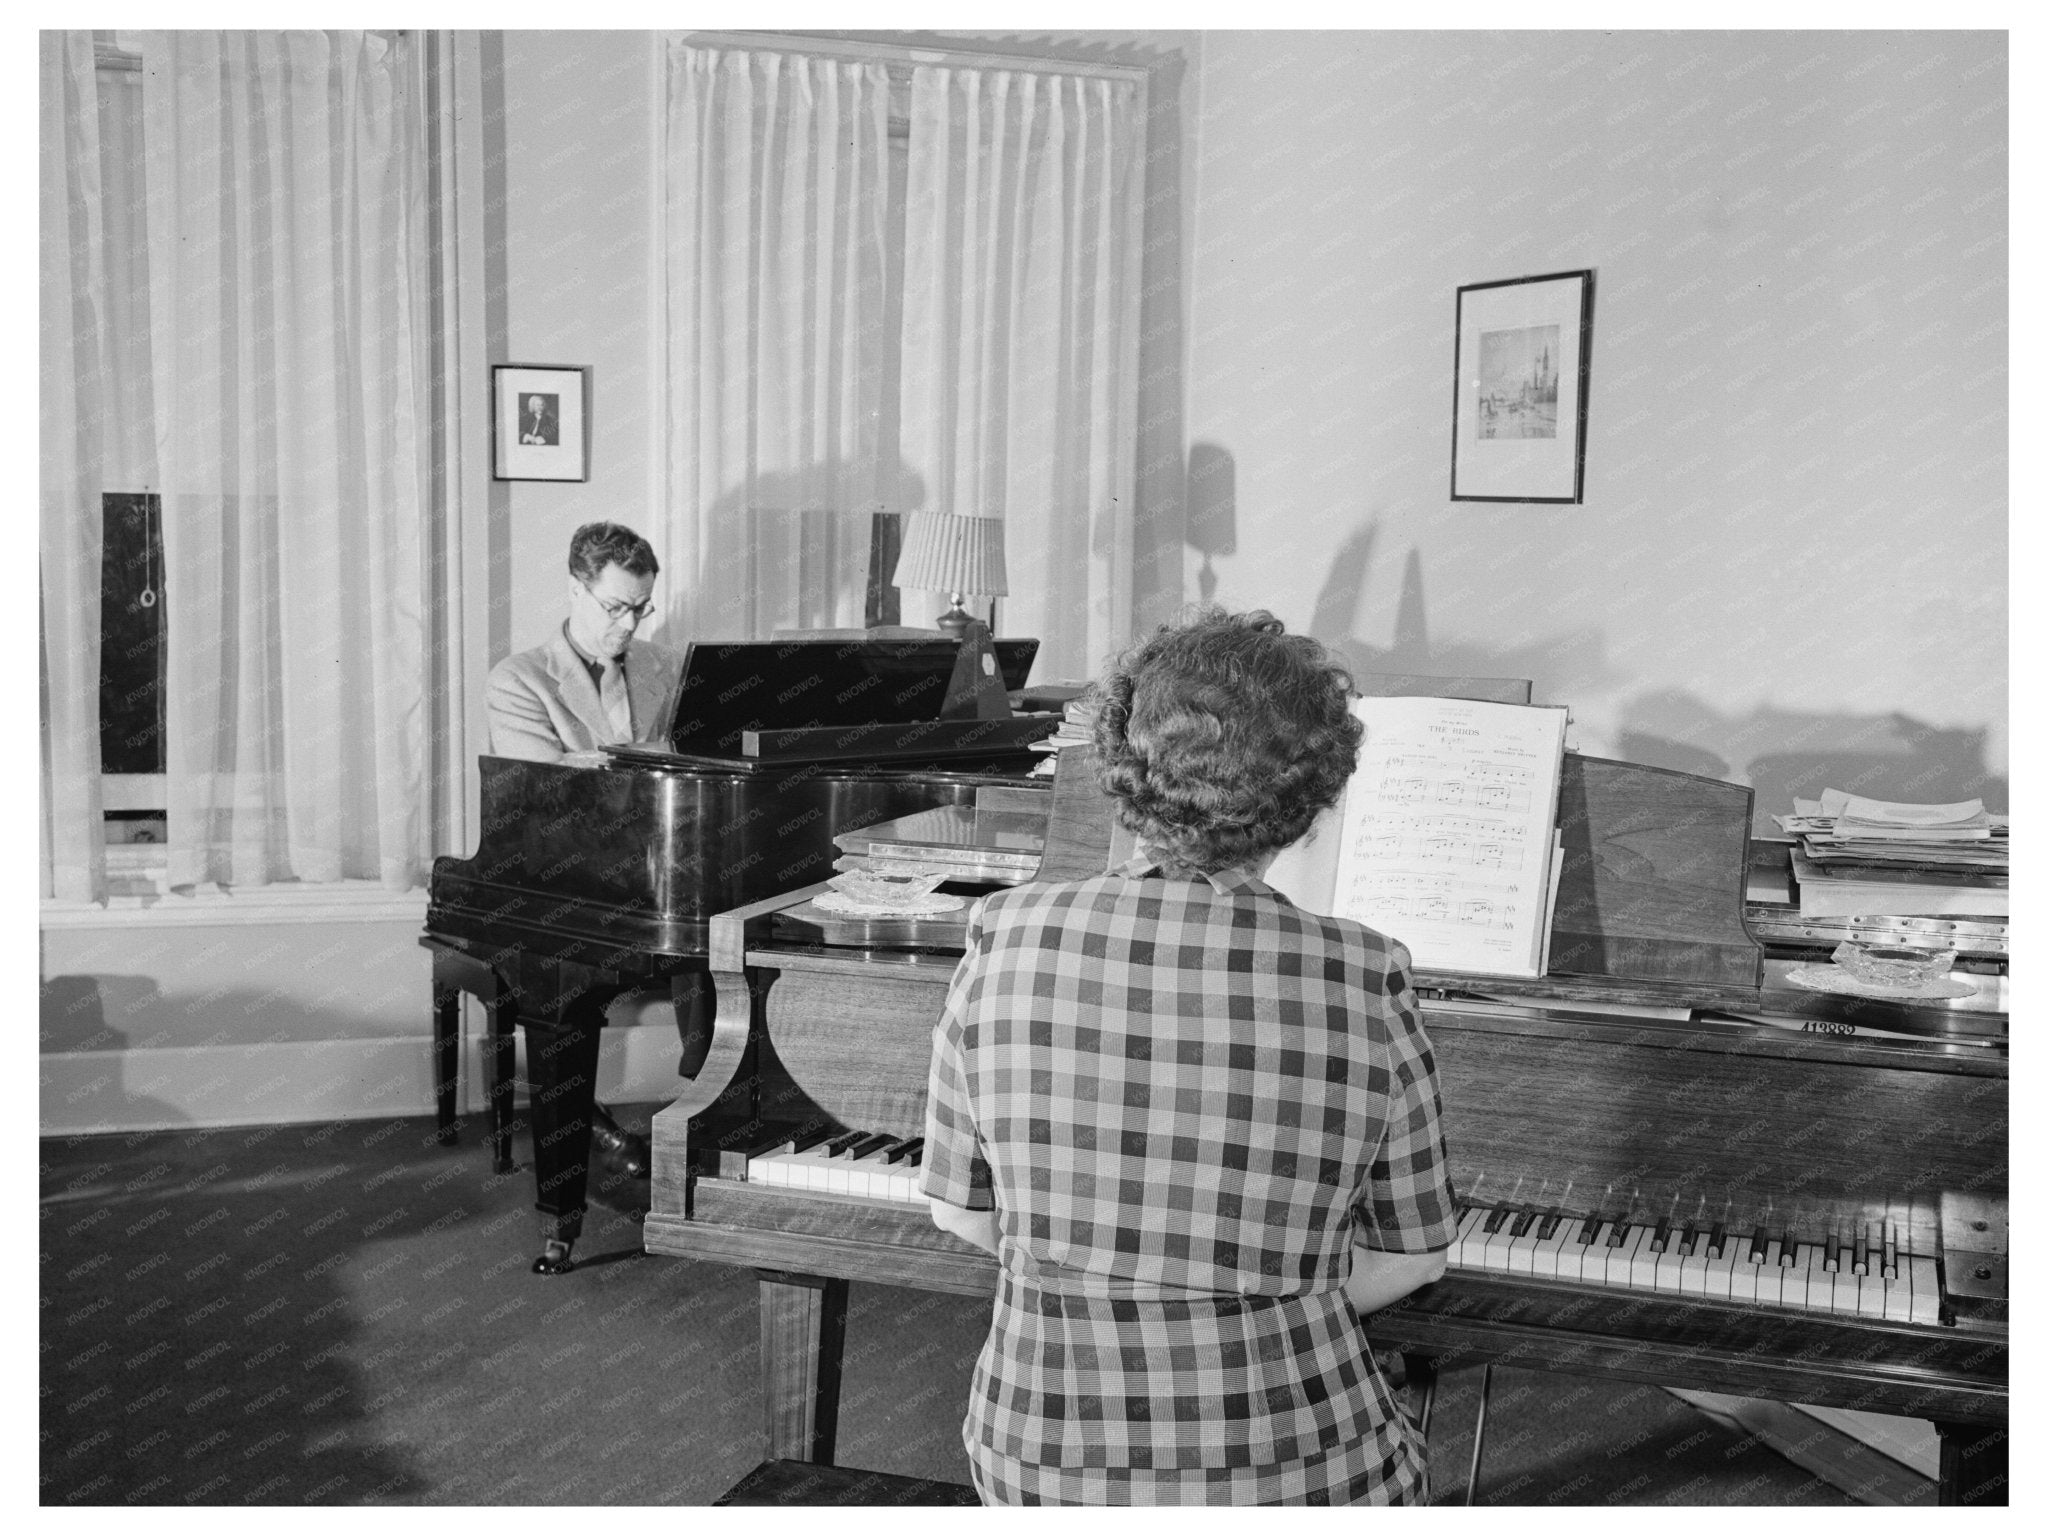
[422,637,1059,1272]
[643,747,2009,1505]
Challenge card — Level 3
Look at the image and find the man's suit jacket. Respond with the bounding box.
[485,628,685,762]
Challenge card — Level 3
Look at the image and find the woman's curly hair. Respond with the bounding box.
[1091,607,1363,873]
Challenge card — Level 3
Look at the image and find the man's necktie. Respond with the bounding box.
[598,658,632,743]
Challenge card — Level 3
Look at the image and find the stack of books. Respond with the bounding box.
[1776,790,2008,918]
[833,805,1045,887]
[1027,691,1101,779]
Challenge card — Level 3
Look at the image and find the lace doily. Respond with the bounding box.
[812,889,967,918]
[1783,964,1975,1001]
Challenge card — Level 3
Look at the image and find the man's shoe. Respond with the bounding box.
[590,1104,651,1179]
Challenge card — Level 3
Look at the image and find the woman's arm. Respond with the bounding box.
[1346,1245,1448,1317]
[927,1197,1000,1256]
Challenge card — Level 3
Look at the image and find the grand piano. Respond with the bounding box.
[422,636,1059,1272]
[643,740,2009,1505]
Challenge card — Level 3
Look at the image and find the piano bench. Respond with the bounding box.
[712,1459,981,1507]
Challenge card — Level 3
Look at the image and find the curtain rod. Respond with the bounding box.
[669,30,1150,86]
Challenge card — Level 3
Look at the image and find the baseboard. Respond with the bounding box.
[39,1023,686,1137]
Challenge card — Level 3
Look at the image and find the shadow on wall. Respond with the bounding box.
[1305,520,1626,710]
[40,973,187,1130]
[1618,692,2008,819]
[687,459,929,640]
[1296,521,2005,826]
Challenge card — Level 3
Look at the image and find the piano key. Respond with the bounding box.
[1536,1211,1563,1242]
[1482,1204,1512,1235]
[1728,1238,1762,1303]
[1882,1258,1915,1323]
[1705,1222,1727,1260]
[1907,1255,1941,1326]
[1618,1224,1659,1290]
[1753,1238,1784,1307]
[1530,1218,1574,1278]
[1748,1226,1770,1264]
[1779,1237,1817,1310]
[1852,1227,1871,1278]
[1477,1207,1520,1271]
[1451,1205,1492,1268]
[1701,1235,1739,1299]
[1673,1223,1698,1258]
[1650,1216,1672,1254]
[1855,1265,1890,1320]
[1652,1233,1694,1293]
[1822,1231,1842,1274]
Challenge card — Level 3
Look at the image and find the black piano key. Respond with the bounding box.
[848,1132,897,1160]
[1483,1205,1511,1234]
[1606,1220,1632,1248]
[1508,1208,1537,1238]
[1575,1216,1600,1246]
[1706,1222,1727,1259]
[895,1136,925,1166]
[883,1138,918,1163]
[1650,1216,1672,1254]
[824,1131,866,1158]
[1852,1228,1871,1277]
[1779,1236,1800,1268]
[1748,1226,1769,1263]
[1674,1224,1698,1258]
[1822,1232,1842,1273]
[720,1130,792,1180]
[790,1126,836,1154]
[1536,1212,1562,1242]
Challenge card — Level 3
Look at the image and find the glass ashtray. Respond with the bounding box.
[1830,939,1957,988]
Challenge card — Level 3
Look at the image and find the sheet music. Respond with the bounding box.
[1321,696,1568,977]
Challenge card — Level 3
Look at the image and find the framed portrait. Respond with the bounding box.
[1450,270,1593,503]
[493,364,591,482]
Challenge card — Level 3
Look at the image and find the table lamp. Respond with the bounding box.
[891,511,1008,640]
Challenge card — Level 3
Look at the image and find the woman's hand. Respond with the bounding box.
[1346,1245,1448,1316]
[928,1197,1000,1255]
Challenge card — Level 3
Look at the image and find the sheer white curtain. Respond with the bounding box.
[40,32,110,903]
[140,31,431,888]
[900,66,1143,681]
[662,43,892,637]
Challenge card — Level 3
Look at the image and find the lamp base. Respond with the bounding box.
[934,597,976,640]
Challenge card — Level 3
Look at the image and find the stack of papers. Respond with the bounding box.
[1026,691,1101,778]
[1774,791,2008,918]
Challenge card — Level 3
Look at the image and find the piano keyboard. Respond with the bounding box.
[1451,1202,1940,1325]
[719,1127,927,1203]
[704,1142,1944,1330]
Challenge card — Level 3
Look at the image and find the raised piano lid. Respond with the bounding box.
[665,637,1043,762]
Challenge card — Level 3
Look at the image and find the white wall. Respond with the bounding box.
[490,31,669,657]
[1183,31,2007,823]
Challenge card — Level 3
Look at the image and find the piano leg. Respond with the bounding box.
[1935,1421,2007,1506]
[759,1272,848,1464]
[487,996,517,1176]
[431,982,460,1147]
[520,1010,605,1275]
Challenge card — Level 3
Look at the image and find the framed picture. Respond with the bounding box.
[493,364,591,482]
[1450,270,1593,503]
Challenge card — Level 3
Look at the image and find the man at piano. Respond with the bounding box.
[485,519,687,1176]
[485,520,684,763]
[920,608,1459,1505]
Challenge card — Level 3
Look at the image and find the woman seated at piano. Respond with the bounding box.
[921,607,1460,1506]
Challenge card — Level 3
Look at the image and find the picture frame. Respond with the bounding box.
[492,364,591,482]
[1450,270,1593,503]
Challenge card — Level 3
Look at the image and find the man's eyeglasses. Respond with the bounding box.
[582,584,656,624]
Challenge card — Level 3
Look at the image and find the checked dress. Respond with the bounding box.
[921,857,1460,1505]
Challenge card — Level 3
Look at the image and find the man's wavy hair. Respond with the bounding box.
[568,521,659,583]
[1092,607,1363,873]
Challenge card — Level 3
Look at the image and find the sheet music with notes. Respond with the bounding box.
[1267,696,1569,977]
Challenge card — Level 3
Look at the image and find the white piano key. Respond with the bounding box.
[1452,1206,1491,1269]
[1621,1225,1661,1291]
[1504,1211,1541,1274]
[1907,1255,1941,1326]
[1753,1238,1784,1307]
[1779,1239,1816,1310]
[1530,1218,1573,1278]
[1701,1234,1739,1299]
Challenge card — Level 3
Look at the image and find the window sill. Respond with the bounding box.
[39,878,427,929]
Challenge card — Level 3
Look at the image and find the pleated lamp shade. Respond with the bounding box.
[892,512,1008,635]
